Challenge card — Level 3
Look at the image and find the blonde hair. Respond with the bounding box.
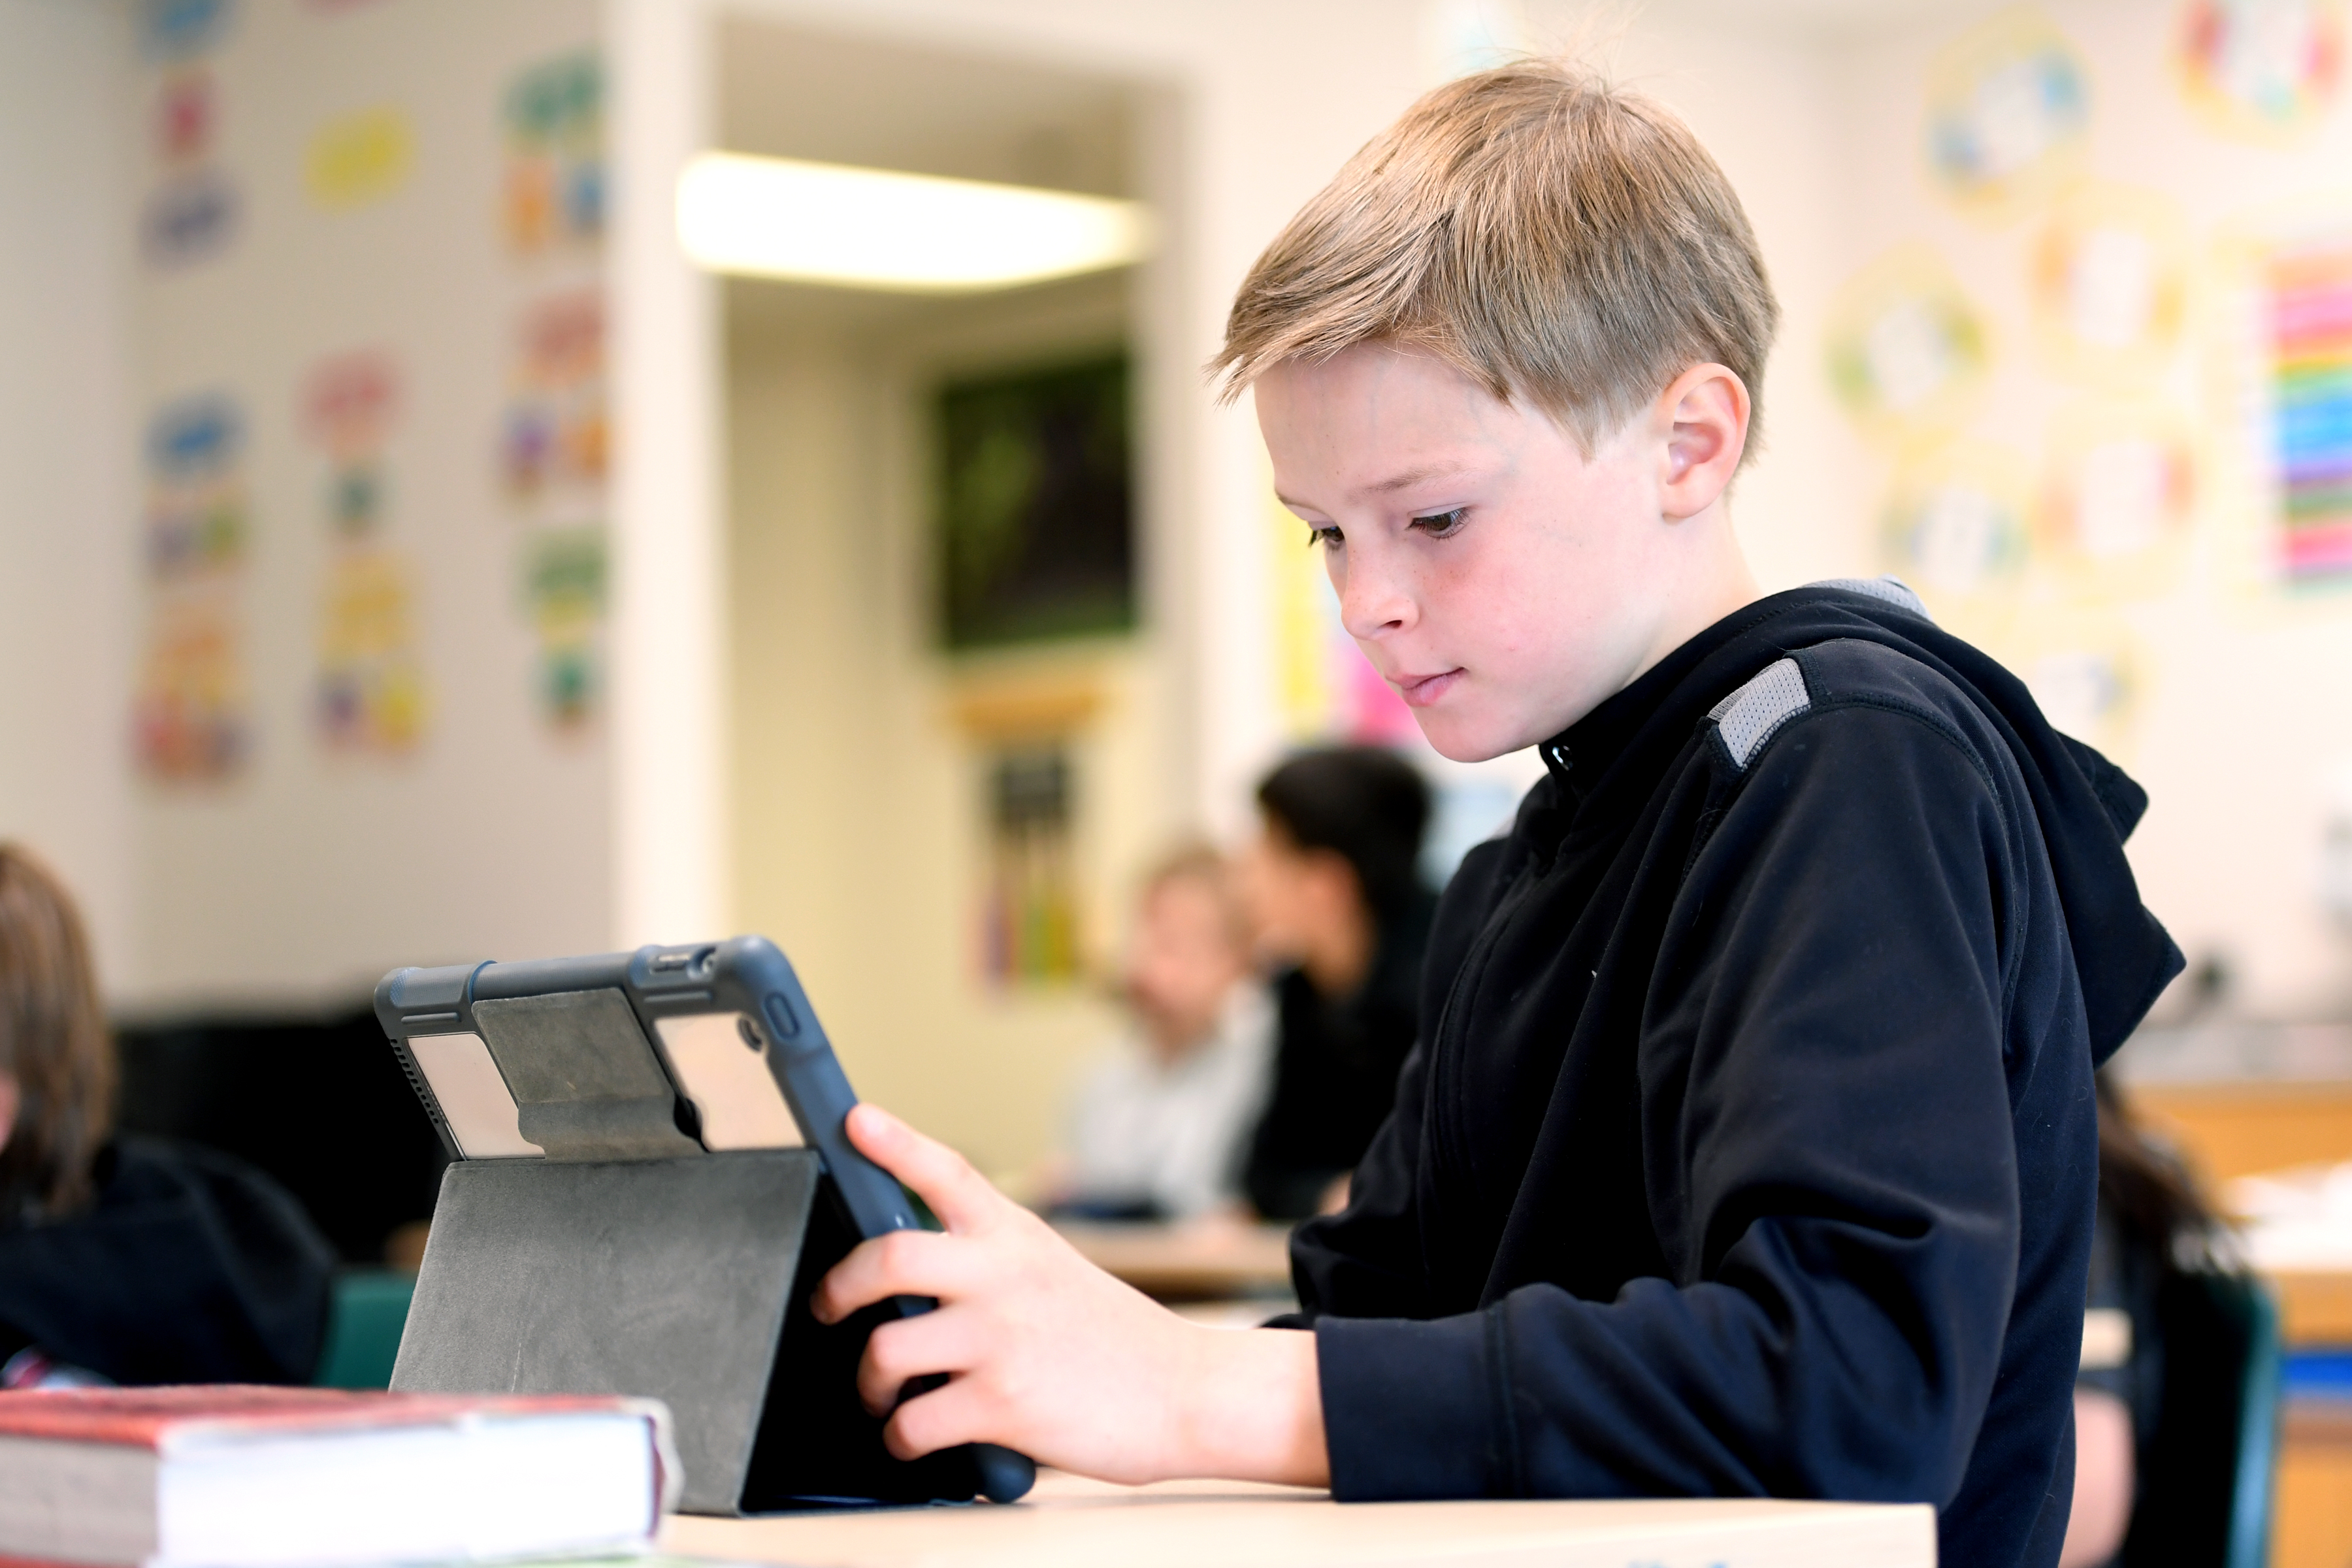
[0,845,115,1220]
[1213,59,1779,462]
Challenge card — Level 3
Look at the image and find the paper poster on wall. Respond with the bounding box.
[2037,399,2197,600]
[502,52,603,255]
[306,105,414,209]
[500,287,606,502]
[1925,7,2091,221]
[2031,182,2191,388]
[983,746,1082,986]
[155,69,214,163]
[2177,0,2343,142]
[143,170,240,269]
[142,0,233,60]
[304,351,429,755]
[134,392,253,783]
[1827,244,1993,447]
[521,525,604,730]
[141,10,237,272]
[1880,438,2033,633]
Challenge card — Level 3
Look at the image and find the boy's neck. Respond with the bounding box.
[1624,504,1763,696]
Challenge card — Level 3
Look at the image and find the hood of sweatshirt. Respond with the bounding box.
[1536,578,2183,1064]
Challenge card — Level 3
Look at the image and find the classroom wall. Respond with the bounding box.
[1811,0,2352,1017]
[0,0,138,990]
[729,280,1168,1173]
[120,0,614,1007]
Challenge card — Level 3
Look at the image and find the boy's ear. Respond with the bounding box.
[1653,363,1750,521]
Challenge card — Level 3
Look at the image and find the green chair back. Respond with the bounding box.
[312,1269,416,1390]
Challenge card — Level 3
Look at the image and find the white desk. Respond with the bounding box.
[662,1470,1935,1567]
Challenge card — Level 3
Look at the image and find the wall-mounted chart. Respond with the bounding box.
[303,350,429,756]
[2030,182,2192,388]
[2176,0,2344,143]
[133,391,253,783]
[1827,244,1993,447]
[1879,438,2033,634]
[2037,398,2198,600]
[1925,7,2091,221]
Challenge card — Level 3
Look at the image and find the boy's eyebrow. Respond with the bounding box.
[1362,462,1471,496]
[1275,463,1471,512]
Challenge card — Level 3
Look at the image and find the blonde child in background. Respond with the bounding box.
[1051,848,1273,1222]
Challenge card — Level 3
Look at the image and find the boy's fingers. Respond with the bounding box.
[812,1228,973,1324]
[857,1307,981,1414]
[883,1373,988,1462]
[843,1103,1000,1233]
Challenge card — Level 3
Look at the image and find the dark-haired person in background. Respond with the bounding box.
[0,843,335,1388]
[1237,747,1435,1220]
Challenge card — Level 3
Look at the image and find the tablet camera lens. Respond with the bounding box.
[737,1015,764,1052]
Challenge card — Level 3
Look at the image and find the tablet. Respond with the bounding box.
[374,935,1034,1505]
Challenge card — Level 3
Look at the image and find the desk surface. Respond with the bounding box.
[662,1471,1935,1568]
[1052,1218,1294,1301]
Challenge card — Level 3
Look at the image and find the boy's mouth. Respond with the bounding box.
[1392,668,1463,708]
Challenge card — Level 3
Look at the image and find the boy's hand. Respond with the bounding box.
[812,1103,1329,1488]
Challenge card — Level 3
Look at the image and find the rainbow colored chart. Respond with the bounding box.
[2268,238,2352,580]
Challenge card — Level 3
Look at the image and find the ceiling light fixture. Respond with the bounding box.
[674,152,1152,294]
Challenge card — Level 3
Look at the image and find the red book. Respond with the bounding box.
[0,1386,679,1568]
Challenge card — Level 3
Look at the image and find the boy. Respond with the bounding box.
[814,61,2180,1568]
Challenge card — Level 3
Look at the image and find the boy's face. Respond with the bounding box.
[1256,344,1742,762]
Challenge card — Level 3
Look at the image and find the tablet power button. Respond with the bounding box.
[762,992,800,1040]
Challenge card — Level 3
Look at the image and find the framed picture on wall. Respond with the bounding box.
[934,354,1134,649]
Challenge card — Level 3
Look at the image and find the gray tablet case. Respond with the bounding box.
[377,938,1030,1514]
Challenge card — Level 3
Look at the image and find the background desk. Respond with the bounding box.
[662,1471,1935,1568]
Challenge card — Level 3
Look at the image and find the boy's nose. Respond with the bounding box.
[1339,569,1414,640]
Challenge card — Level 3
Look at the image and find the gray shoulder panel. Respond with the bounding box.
[1816,574,1931,619]
[1709,657,1811,771]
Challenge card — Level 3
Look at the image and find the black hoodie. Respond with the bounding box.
[0,1136,335,1385]
[1288,580,2181,1568]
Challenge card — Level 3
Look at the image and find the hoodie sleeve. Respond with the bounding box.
[1313,698,2036,1505]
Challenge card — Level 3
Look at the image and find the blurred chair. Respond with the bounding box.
[312,1270,416,1390]
[2122,1270,2281,1568]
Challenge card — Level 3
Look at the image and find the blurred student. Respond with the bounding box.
[1056,849,1273,1222]
[0,843,335,1388]
[1238,747,1433,1220]
[2060,1068,2223,1568]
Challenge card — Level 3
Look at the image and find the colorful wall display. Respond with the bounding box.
[1827,244,1993,448]
[1880,439,2033,627]
[502,52,603,255]
[520,525,605,729]
[1925,7,2091,220]
[500,288,607,501]
[498,50,610,734]
[2177,0,2344,142]
[140,4,238,271]
[2036,399,2198,598]
[142,0,233,60]
[2029,182,2192,388]
[305,105,414,210]
[134,393,253,783]
[981,746,1082,986]
[2264,231,2352,581]
[303,351,429,755]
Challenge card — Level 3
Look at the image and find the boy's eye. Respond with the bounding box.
[1305,524,1344,550]
[1410,508,1468,538]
